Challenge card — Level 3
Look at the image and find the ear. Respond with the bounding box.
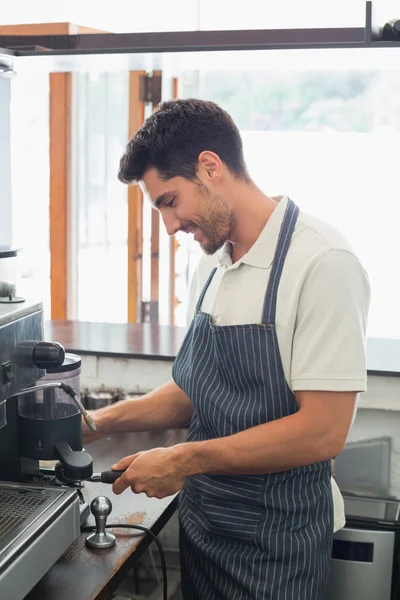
[197,151,223,182]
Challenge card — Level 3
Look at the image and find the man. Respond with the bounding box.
[83,99,370,599]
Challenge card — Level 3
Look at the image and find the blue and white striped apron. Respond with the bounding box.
[172,199,333,600]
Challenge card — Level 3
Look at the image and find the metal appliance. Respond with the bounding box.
[326,495,400,600]
[327,438,399,599]
[334,436,392,498]
[0,299,96,600]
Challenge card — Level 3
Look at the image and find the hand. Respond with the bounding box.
[111,445,191,499]
[82,413,103,445]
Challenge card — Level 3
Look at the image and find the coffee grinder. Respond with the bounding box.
[16,351,95,485]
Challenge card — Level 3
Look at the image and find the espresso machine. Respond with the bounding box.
[0,297,98,599]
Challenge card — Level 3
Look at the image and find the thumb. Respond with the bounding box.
[111,453,138,470]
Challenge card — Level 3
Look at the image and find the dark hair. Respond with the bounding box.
[118,98,249,184]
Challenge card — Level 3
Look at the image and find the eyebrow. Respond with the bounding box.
[154,191,177,208]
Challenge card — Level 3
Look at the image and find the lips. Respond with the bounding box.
[181,224,196,235]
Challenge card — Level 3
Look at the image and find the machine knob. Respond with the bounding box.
[85,496,116,549]
[92,496,112,519]
[14,341,65,370]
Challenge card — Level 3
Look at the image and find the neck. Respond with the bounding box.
[227,180,279,262]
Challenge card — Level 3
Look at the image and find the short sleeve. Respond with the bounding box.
[291,249,371,392]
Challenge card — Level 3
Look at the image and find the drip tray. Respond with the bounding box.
[0,482,80,576]
[0,487,50,558]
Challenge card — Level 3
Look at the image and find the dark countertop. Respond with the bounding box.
[45,320,400,377]
[26,428,188,600]
[45,320,187,361]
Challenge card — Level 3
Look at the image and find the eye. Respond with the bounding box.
[166,197,176,208]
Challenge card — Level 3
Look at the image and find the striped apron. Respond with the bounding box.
[172,199,333,600]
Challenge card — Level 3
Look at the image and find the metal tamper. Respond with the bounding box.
[85,496,116,549]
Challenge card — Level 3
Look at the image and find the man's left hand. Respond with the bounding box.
[111,445,191,498]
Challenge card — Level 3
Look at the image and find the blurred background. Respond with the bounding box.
[4,0,400,339]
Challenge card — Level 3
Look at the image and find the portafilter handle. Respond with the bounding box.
[54,442,93,482]
[88,469,126,484]
[85,496,116,549]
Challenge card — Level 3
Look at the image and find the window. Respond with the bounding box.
[10,71,51,318]
[72,72,129,323]
[178,48,400,338]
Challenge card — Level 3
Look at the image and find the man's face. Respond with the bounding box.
[140,167,234,255]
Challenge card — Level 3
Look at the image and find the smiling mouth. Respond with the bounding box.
[182,224,196,235]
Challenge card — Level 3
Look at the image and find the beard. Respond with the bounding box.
[192,183,235,255]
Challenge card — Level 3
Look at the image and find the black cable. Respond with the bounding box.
[81,523,168,600]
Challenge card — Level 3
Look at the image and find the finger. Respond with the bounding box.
[111,454,137,470]
[112,471,132,495]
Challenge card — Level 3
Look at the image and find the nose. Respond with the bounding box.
[161,212,181,237]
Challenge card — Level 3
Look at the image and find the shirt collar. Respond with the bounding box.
[217,196,290,270]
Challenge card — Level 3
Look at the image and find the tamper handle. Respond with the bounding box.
[85,496,116,549]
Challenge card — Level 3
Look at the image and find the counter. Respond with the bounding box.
[45,320,400,376]
[26,428,188,600]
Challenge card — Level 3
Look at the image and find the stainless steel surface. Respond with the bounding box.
[326,527,395,600]
[85,496,116,549]
[326,495,400,600]
[344,495,400,522]
[0,481,46,494]
[0,301,45,405]
[71,391,97,432]
[335,437,391,497]
[15,382,66,394]
[85,528,116,549]
[0,482,80,600]
[0,485,54,560]
[0,298,42,327]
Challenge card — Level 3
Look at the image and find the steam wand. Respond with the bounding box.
[14,382,97,432]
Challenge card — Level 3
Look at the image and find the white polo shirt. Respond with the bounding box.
[186,195,371,532]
